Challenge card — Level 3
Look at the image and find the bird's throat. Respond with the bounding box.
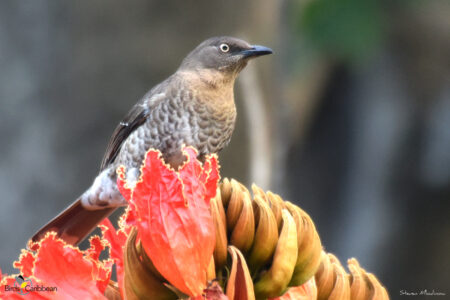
[180,69,236,108]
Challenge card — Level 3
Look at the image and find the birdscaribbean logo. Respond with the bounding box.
[3,275,58,295]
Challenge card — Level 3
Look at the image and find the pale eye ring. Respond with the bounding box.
[219,43,230,53]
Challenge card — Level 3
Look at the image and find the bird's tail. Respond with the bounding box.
[31,199,115,246]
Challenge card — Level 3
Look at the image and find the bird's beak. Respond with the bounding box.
[240,45,273,58]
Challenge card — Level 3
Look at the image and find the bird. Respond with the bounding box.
[32,36,272,246]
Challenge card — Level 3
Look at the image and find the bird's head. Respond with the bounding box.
[178,36,272,83]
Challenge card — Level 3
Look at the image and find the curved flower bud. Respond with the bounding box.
[284,202,322,287]
[315,252,336,299]
[266,191,284,229]
[254,209,298,299]
[229,191,255,255]
[211,191,229,270]
[348,258,389,300]
[251,184,267,202]
[226,246,255,300]
[220,178,233,207]
[247,194,279,273]
[225,179,247,232]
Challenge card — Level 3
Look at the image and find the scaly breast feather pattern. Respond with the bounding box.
[115,79,236,170]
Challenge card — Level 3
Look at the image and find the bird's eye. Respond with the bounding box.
[219,43,230,53]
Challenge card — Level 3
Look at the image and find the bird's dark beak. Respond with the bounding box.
[240,45,273,58]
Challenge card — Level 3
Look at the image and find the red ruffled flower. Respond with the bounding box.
[99,213,132,298]
[0,232,112,299]
[117,146,219,297]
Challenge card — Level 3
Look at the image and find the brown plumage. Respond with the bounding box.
[32,36,272,245]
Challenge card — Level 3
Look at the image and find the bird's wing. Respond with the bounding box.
[100,102,148,170]
[99,83,170,170]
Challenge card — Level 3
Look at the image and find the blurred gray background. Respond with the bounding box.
[1,0,449,296]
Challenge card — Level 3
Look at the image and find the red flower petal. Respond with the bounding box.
[32,233,109,299]
[99,217,130,297]
[117,147,219,297]
[84,235,112,294]
[116,165,132,201]
[200,154,220,202]
[85,236,106,261]
[99,218,127,266]
[13,250,35,278]
[3,233,111,299]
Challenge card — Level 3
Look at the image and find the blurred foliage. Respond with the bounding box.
[296,0,385,62]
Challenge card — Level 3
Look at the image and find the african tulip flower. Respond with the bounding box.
[0,233,111,299]
[117,147,219,297]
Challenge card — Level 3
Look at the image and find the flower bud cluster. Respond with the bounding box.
[213,178,323,299]
[315,252,389,300]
